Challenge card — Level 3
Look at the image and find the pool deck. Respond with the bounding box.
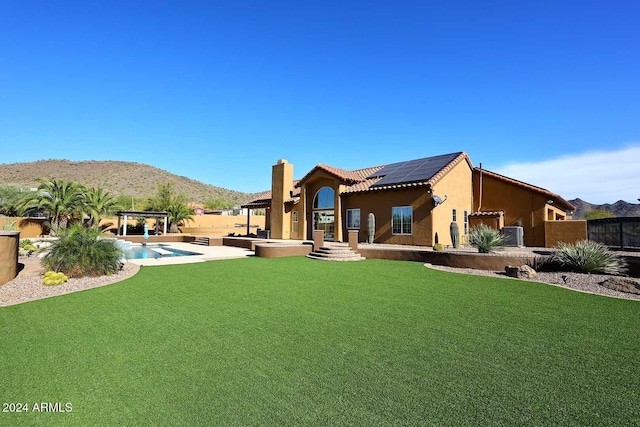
[123,242,255,266]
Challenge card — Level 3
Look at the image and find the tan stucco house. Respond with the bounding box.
[243,152,576,247]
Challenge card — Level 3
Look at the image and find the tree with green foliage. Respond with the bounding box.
[146,182,187,211]
[41,224,123,277]
[204,197,233,210]
[145,182,194,233]
[82,186,121,227]
[0,185,26,216]
[584,209,615,220]
[115,194,145,211]
[19,179,84,232]
[166,203,195,233]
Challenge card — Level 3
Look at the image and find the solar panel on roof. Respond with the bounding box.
[369,152,462,187]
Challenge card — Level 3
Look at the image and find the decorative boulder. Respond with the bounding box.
[600,277,640,295]
[518,265,537,279]
[504,265,537,279]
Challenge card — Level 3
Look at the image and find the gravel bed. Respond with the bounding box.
[0,257,140,307]
[426,264,640,301]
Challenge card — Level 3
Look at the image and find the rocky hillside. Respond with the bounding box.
[0,160,256,205]
[570,198,640,219]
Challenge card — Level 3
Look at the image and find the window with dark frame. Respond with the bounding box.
[346,209,360,229]
[392,206,412,235]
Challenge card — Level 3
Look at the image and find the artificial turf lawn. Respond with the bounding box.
[1,257,639,426]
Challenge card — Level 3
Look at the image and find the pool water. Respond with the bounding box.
[122,244,202,260]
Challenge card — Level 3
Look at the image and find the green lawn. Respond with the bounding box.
[1,257,639,426]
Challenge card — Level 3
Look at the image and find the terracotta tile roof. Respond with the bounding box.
[242,190,272,208]
[468,211,504,217]
[475,168,575,211]
[295,164,364,187]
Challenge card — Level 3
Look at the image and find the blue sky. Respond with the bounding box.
[1,1,638,203]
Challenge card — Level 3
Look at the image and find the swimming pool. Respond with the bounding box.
[122,244,203,260]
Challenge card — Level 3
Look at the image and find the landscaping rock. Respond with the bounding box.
[519,265,537,279]
[505,265,537,279]
[600,277,640,295]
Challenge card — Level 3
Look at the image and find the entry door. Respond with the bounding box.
[313,210,335,241]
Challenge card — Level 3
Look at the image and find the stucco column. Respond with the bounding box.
[335,188,342,242]
[348,230,358,252]
[313,230,324,251]
[123,214,128,236]
[302,185,308,240]
[0,231,19,286]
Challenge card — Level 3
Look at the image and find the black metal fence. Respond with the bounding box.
[587,217,640,250]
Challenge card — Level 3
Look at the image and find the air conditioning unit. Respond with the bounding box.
[501,226,524,247]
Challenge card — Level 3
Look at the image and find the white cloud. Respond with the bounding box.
[492,145,640,204]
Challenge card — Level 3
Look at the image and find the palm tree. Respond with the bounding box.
[82,187,121,227]
[0,185,25,216]
[19,179,83,232]
[146,182,187,211]
[166,203,194,233]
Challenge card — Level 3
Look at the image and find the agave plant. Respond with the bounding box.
[468,224,506,253]
[553,240,626,275]
[41,224,123,278]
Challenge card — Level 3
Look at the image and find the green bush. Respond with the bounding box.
[553,240,626,275]
[584,209,615,220]
[468,224,505,253]
[19,239,38,252]
[41,224,123,278]
[432,243,444,252]
[42,271,69,286]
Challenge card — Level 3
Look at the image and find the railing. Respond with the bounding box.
[587,217,640,250]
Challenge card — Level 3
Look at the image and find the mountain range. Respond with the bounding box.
[0,160,256,206]
[569,198,640,219]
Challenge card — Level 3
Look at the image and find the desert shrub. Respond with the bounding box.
[584,209,615,220]
[553,240,626,275]
[41,224,123,278]
[42,271,69,286]
[432,243,444,252]
[468,224,505,253]
[19,239,38,252]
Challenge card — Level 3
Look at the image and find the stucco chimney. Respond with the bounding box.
[270,159,294,239]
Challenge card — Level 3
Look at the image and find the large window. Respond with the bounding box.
[292,211,299,234]
[463,210,469,234]
[313,187,335,209]
[392,206,412,235]
[346,209,360,229]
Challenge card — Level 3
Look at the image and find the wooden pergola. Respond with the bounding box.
[115,211,169,236]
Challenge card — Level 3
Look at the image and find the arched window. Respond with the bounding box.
[313,187,335,209]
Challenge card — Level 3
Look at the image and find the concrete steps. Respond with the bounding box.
[306,244,365,262]
[192,237,210,246]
